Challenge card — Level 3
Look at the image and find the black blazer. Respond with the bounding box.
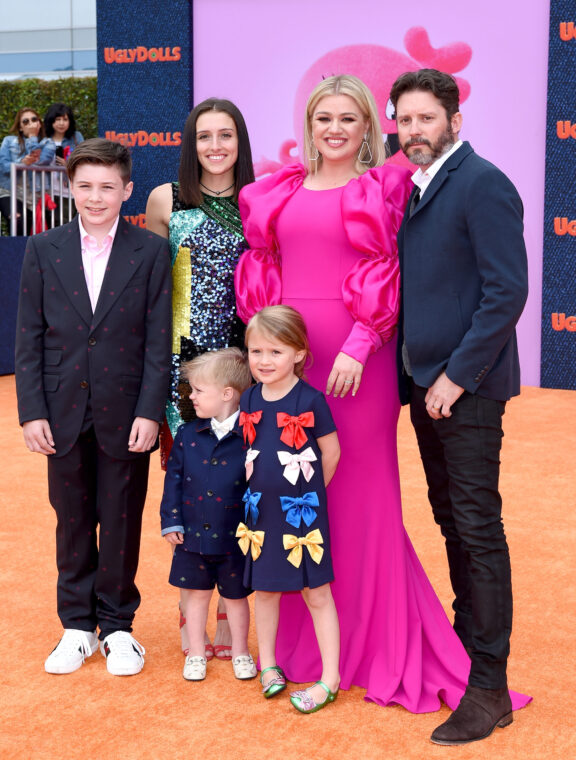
[397,142,528,404]
[15,216,172,459]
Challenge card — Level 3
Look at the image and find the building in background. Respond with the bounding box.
[0,0,96,80]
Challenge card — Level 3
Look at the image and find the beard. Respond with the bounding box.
[402,124,456,166]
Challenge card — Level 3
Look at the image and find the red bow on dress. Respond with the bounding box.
[239,410,262,445]
[277,412,314,450]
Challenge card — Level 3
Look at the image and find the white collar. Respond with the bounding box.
[210,410,240,439]
[411,140,463,195]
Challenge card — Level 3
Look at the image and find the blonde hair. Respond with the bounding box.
[245,306,311,379]
[182,347,252,393]
[303,74,388,174]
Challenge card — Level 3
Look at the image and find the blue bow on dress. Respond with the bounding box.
[242,488,262,524]
[280,492,320,529]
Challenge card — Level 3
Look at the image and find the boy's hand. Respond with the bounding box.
[163,532,184,545]
[128,417,159,452]
[22,419,56,455]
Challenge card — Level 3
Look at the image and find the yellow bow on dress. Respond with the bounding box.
[283,529,324,568]
[236,522,265,560]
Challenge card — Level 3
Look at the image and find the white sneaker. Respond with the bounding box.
[45,629,98,674]
[232,654,257,680]
[100,631,145,676]
[183,655,207,681]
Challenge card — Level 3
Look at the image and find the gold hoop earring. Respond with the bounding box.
[309,142,320,161]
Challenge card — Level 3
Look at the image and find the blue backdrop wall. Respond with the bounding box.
[96,0,194,226]
[541,0,576,389]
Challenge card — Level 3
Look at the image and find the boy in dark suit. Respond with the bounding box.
[15,138,172,676]
[392,69,529,744]
[160,347,256,683]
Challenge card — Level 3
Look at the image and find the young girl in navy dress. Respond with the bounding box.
[238,305,341,712]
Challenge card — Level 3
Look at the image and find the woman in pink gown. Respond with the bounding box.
[235,75,528,714]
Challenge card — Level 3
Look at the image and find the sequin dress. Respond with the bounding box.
[161,182,247,466]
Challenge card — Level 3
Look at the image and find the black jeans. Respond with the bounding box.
[409,382,512,689]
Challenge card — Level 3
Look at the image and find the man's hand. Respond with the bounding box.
[425,372,465,419]
[128,417,159,452]
[23,419,56,455]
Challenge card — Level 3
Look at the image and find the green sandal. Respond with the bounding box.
[260,665,286,698]
[289,680,339,713]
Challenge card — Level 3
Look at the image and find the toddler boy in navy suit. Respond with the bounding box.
[15,138,172,675]
[160,347,256,682]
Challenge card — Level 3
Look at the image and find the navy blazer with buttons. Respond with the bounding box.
[160,418,248,555]
[397,142,528,403]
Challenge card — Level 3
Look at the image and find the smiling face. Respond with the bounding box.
[310,94,368,167]
[247,329,305,396]
[395,90,462,170]
[195,111,239,184]
[70,163,133,239]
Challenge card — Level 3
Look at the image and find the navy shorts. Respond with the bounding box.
[169,545,251,599]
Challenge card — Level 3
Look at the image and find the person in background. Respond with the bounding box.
[0,107,54,234]
[44,103,85,220]
[146,98,255,663]
[44,103,84,164]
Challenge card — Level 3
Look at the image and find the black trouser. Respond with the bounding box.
[409,382,512,689]
[47,427,150,639]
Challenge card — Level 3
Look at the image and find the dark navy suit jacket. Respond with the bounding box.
[160,418,247,555]
[15,216,172,458]
[397,142,528,403]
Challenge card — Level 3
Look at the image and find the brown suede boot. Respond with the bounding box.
[430,685,513,745]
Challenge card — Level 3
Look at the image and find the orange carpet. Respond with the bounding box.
[1,375,574,759]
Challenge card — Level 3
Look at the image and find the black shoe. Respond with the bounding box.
[431,685,513,746]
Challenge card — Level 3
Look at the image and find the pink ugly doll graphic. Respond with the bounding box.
[253,26,472,176]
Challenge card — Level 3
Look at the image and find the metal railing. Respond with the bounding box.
[7,164,75,236]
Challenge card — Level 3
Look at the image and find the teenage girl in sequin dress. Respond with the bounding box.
[146,98,255,661]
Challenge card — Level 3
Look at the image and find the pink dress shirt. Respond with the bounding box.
[79,216,119,312]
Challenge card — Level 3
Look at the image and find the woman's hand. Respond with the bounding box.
[55,156,67,166]
[326,352,364,398]
[22,149,41,166]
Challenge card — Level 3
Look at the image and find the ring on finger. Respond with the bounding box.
[344,379,353,385]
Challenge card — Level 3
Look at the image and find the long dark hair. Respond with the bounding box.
[10,108,45,150]
[43,103,78,140]
[178,98,254,207]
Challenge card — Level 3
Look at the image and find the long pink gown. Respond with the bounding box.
[235,164,530,713]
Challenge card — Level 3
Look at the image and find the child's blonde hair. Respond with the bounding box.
[181,347,252,393]
[245,306,311,379]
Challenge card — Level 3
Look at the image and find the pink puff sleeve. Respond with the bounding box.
[340,164,413,365]
[235,164,307,323]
